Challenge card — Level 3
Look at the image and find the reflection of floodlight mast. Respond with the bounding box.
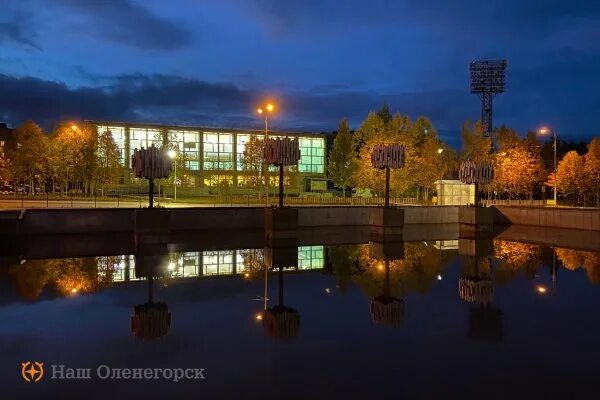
[470,59,507,140]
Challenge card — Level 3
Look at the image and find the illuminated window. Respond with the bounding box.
[129,127,161,161]
[170,130,200,171]
[298,246,324,269]
[203,132,233,170]
[299,137,325,173]
[203,175,233,187]
[203,250,234,275]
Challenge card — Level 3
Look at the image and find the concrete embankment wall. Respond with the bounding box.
[0,206,460,235]
[493,206,600,231]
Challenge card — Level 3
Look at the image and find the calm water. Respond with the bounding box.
[1,236,600,399]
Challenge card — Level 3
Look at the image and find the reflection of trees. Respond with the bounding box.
[351,242,451,299]
[556,248,600,285]
[8,256,118,299]
[493,240,542,285]
[327,245,360,293]
[238,249,264,280]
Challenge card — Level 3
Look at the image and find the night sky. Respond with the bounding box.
[1,0,599,146]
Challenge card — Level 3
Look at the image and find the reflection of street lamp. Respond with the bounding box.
[257,103,275,205]
[538,126,557,207]
[168,150,177,201]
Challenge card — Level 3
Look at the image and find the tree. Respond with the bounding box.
[96,129,123,195]
[377,102,392,124]
[13,121,48,193]
[494,144,544,199]
[556,150,587,205]
[461,120,491,163]
[584,138,600,207]
[328,118,356,195]
[53,122,97,195]
[241,135,265,193]
[0,151,11,186]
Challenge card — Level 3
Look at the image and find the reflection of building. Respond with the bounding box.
[89,121,327,193]
[111,246,325,282]
[433,240,458,250]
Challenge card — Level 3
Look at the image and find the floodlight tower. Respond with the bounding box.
[469,59,508,139]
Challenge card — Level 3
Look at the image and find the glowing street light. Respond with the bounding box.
[537,126,557,207]
[167,150,177,201]
[437,148,444,154]
[256,102,276,206]
[536,285,548,294]
[70,124,78,131]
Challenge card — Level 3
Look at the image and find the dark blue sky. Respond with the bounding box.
[0,0,599,145]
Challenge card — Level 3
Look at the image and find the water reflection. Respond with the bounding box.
[457,238,504,341]
[131,253,171,341]
[261,245,301,340]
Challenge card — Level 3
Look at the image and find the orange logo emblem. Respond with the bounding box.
[21,361,44,383]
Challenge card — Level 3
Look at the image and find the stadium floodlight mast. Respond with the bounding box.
[469,59,508,140]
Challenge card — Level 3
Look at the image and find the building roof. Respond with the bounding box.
[86,120,328,138]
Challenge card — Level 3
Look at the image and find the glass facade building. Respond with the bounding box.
[91,122,327,192]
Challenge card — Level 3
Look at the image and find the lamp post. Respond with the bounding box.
[257,103,275,206]
[168,150,177,201]
[538,127,557,207]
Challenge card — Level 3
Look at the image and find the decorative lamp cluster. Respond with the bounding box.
[459,160,494,185]
[132,145,172,180]
[263,138,301,166]
[458,277,494,304]
[371,143,405,169]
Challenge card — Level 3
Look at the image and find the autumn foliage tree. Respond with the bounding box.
[328,118,356,195]
[556,151,587,205]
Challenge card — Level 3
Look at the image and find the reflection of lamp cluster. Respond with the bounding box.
[131,253,171,341]
[369,241,405,328]
[458,238,502,341]
[260,245,300,340]
[370,261,405,327]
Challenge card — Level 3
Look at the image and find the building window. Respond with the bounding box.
[203,132,233,170]
[299,137,325,173]
[203,174,233,187]
[203,250,234,275]
[298,246,324,269]
[129,127,161,161]
[170,130,199,171]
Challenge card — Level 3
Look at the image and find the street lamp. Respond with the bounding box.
[538,126,557,207]
[437,148,444,154]
[257,102,276,206]
[168,149,177,201]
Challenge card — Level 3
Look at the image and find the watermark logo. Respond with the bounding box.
[21,361,44,383]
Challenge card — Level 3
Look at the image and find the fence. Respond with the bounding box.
[0,192,420,209]
[482,199,547,207]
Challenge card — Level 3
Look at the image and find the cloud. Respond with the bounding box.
[0,68,598,148]
[245,0,600,38]
[0,72,470,135]
[56,0,193,50]
[0,20,39,50]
